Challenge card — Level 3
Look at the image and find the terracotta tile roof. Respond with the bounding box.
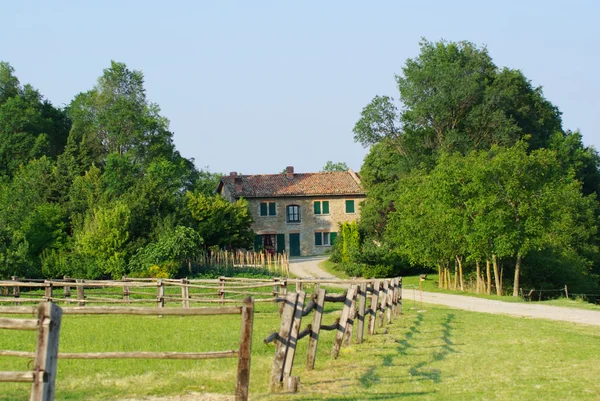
[220,171,365,198]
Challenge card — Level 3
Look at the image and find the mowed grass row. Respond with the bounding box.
[2,299,600,400]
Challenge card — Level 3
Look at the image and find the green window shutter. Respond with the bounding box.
[254,235,263,251]
[345,200,355,213]
[314,201,321,215]
[330,232,337,245]
[276,234,285,253]
[260,203,267,216]
[269,202,276,216]
[314,232,322,246]
[322,201,329,214]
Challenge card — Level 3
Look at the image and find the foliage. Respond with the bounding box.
[321,160,349,172]
[0,61,252,280]
[352,39,599,294]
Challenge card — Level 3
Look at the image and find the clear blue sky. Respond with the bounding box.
[2,1,598,174]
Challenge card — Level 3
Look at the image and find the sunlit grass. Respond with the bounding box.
[2,301,600,400]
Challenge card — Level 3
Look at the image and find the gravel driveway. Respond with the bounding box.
[289,256,600,326]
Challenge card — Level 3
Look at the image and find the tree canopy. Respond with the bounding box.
[0,61,253,280]
[346,39,599,296]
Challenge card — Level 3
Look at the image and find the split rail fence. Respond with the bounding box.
[0,302,62,401]
[265,278,402,392]
[0,299,254,401]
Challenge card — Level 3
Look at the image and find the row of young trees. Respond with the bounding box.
[0,61,253,280]
[345,40,600,295]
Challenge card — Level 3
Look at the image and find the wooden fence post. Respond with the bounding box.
[343,293,357,346]
[356,283,367,344]
[398,277,403,315]
[282,291,306,380]
[181,278,189,308]
[306,288,326,370]
[122,276,130,303]
[157,280,165,308]
[269,292,298,393]
[30,302,62,401]
[63,276,71,299]
[218,276,225,305]
[11,276,20,299]
[378,280,388,328]
[386,279,392,324]
[75,280,85,307]
[272,278,279,299]
[235,297,254,401]
[44,281,53,302]
[332,285,357,359]
[368,281,379,335]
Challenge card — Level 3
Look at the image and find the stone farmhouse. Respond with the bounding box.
[217,166,365,257]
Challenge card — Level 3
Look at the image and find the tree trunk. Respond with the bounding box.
[513,254,522,297]
[475,260,481,294]
[438,263,443,289]
[492,254,502,296]
[456,256,464,291]
[485,260,492,295]
[453,261,458,291]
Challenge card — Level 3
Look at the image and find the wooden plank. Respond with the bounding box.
[356,283,367,344]
[269,292,297,393]
[122,277,130,302]
[235,297,254,401]
[58,350,238,359]
[31,302,62,401]
[331,285,357,359]
[43,281,53,302]
[282,291,305,379]
[0,350,35,358]
[306,288,325,370]
[0,371,35,382]
[0,317,39,330]
[11,276,20,298]
[61,306,242,316]
[368,281,380,335]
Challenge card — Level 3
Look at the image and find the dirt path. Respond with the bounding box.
[289,256,600,326]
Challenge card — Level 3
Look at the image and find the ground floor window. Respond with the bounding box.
[254,233,285,254]
[314,231,337,246]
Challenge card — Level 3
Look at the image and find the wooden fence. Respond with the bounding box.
[265,278,402,392]
[0,277,401,309]
[0,299,254,401]
[0,302,63,401]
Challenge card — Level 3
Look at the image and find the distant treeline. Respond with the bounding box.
[0,61,253,280]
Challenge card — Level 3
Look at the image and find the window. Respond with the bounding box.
[260,202,276,216]
[314,200,330,215]
[314,232,334,246]
[287,205,300,223]
[345,200,355,214]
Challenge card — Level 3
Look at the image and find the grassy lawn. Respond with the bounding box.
[319,259,351,279]
[2,300,600,400]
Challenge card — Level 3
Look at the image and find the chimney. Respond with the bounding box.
[229,171,237,178]
[234,176,243,193]
[286,166,294,179]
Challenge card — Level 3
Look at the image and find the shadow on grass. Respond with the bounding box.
[289,392,433,400]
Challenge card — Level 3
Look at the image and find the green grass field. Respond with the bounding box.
[2,297,600,400]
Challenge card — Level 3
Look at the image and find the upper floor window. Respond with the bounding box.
[345,200,355,214]
[260,202,276,216]
[314,200,330,215]
[287,205,300,223]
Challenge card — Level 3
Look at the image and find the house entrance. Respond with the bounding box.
[289,233,301,257]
